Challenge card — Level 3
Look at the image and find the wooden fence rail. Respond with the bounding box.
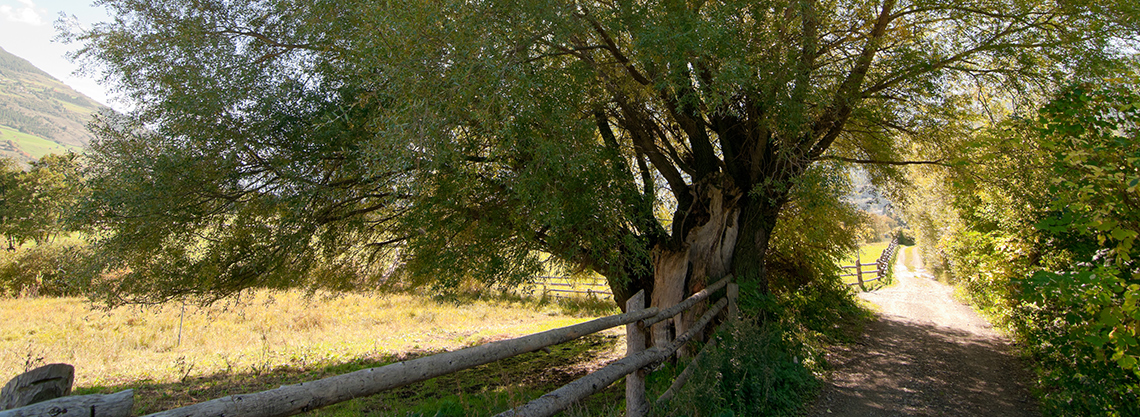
[841,239,899,290]
[533,276,613,298]
[126,277,736,417]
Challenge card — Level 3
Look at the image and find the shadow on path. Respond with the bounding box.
[812,247,1039,416]
[812,316,1038,416]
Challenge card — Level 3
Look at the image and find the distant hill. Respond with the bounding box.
[0,46,104,162]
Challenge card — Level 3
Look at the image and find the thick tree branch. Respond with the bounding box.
[862,13,1069,95]
[577,10,653,86]
[807,0,897,159]
[614,99,690,200]
[662,73,719,181]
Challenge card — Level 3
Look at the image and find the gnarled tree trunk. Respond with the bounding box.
[649,183,745,347]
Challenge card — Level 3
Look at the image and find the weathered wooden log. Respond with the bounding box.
[541,282,608,288]
[541,288,613,296]
[143,306,659,417]
[0,389,133,417]
[0,363,74,410]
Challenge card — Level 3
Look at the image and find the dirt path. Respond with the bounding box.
[810,247,1040,416]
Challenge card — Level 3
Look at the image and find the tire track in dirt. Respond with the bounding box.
[810,247,1039,416]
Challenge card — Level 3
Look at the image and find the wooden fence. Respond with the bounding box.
[840,238,899,290]
[532,276,613,299]
[5,277,735,417]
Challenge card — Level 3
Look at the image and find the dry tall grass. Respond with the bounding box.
[0,290,609,388]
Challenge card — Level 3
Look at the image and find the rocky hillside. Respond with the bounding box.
[0,46,104,162]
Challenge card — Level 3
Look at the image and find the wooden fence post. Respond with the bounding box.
[855,260,865,290]
[625,290,648,417]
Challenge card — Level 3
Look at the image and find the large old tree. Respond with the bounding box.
[71,0,1135,308]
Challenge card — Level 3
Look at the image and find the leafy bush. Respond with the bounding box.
[906,82,1140,416]
[1016,267,1140,416]
[892,228,915,246]
[667,319,815,417]
[0,243,92,297]
[665,277,870,416]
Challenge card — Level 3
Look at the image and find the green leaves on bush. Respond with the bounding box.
[0,243,93,297]
[906,80,1140,416]
[667,319,817,417]
[664,276,869,416]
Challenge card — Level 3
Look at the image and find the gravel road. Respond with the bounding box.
[809,247,1040,416]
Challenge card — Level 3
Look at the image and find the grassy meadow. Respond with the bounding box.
[0,125,82,159]
[0,290,624,415]
[840,240,892,267]
[838,240,893,287]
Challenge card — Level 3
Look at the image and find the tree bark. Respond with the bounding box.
[731,195,785,299]
[649,181,742,344]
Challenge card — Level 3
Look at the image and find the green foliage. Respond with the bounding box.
[1017,268,1140,416]
[0,243,92,297]
[892,228,915,246]
[1036,83,1140,264]
[666,278,870,416]
[62,0,1138,307]
[1015,83,1140,414]
[669,319,816,417]
[905,79,1140,415]
[0,153,86,249]
[0,152,95,298]
[766,164,863,291]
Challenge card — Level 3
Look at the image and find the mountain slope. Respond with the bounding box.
[0,46,104,162]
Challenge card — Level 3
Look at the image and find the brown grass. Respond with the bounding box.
[0,290,614,390]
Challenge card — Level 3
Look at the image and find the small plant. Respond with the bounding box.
[172,356,195,382]
[21,346,45,372]
[668,318,817,417]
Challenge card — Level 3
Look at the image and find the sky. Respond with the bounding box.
[0,0,119,110]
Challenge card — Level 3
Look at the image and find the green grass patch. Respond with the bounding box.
[0,289,614,398]
[0,125,82,159]
[839,241,891,267]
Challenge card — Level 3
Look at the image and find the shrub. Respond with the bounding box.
[667,318,816,417]
[0,243,92,297]
[892,228,916,246]
[665,277,870,416]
